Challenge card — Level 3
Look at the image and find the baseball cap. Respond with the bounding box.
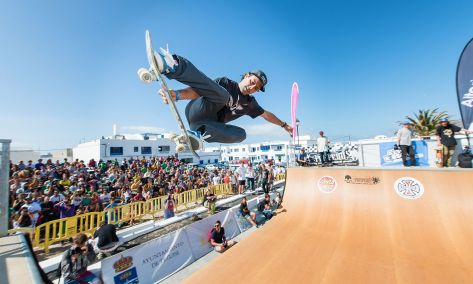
[249,69,268,92]
[441,118,449,122]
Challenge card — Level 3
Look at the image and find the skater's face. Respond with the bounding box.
[239,74,264,95]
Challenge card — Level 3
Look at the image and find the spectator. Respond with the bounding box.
[13,207,33,228]
[458,146,473,168]
[93,222,120,259]
[210,220,236,253]
[436,118,472,167]
[296,148,308,166]
[246,163,256,191]
[239,197,257,227]
[59,233,101,284]
[50,190,66,204]
[397,122,416,167]
[317,131,330,166]
[235,162,247,194]
[55,200,76,219]
[257,194,273,220]
[272,192,283,209]
[24,194,42,226]
[164,193,176,219]
[203,189,217,214]
[260,164,270,194]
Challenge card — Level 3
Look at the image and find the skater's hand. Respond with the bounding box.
[159,88,176,104]
[283,124,293,136]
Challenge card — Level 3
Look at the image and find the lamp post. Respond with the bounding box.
[296,119,300,146]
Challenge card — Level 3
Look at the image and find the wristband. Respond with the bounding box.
[281,122,287,128]
[175,90,180,101]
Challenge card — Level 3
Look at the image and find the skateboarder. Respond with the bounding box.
[151,46,293,150]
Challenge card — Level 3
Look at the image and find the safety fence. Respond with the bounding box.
[10,183,233,252]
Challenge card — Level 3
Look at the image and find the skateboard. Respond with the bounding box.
[137,30,199,158]
[435,147,443,167]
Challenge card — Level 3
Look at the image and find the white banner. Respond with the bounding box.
[101,228,194,284]
[186,209,241,259]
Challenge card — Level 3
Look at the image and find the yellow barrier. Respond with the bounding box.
[276,173,286,181]
[18,183,233,252]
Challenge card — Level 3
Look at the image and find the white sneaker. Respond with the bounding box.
[154,45,178,74]
[187,130,211,151]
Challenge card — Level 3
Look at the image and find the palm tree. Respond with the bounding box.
[402,109,450,136]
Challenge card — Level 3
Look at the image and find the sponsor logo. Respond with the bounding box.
[317,176,337,193]
[113,255,134,273]
[461,80,473,108]
[394,177,424,199]
[344,175,380,185]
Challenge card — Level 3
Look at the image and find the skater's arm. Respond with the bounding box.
[159,87,200,104]
[260,111,293,135]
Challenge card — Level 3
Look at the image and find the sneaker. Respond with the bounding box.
[187,130,211,151]
[153,45,178,74]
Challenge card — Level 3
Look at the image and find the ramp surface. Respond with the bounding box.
[184,167,473,283]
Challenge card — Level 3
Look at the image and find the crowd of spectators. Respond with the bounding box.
[8,156,285,230]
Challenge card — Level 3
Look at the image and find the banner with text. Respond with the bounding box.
[379,140,429,166]
[101,228,194,284]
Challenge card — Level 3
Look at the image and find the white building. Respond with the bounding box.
[206,135,317,165]
[73,133,220,165]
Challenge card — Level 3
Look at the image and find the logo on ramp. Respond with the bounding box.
[317,176,337,193]
[394,177,424,199]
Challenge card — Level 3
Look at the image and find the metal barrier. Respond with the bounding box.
[10,183,233,252]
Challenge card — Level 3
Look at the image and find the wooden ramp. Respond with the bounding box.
[184,167,473,284]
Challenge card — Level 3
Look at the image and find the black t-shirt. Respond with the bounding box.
[211,227,225,244]
[436,124,462,147]
[93,224,119,248]
[215,77,265,123]
[239,203,250,216]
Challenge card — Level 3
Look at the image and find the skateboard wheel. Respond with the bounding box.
[176,144,186,153]
[137,68,155,84]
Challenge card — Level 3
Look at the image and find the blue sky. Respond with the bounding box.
[1,0,472,150]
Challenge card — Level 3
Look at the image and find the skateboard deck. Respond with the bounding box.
[436,147,443,167]
[138,30,199,158]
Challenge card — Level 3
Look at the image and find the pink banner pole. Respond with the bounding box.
[291,82,299,144]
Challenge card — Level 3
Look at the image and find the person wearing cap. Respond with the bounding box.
[436,118,472,167]
[396,122,416,167]
[151,47,293,149]
[317,131,330,166]
[457,146,473,168]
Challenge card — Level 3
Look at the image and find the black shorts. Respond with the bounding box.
[238,180,246,186]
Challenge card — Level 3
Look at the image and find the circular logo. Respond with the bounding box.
[394,177,424,200]
[318,176,337,193]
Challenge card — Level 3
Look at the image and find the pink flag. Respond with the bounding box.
[291,82,299,144]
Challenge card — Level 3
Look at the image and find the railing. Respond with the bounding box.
[9,183,233,252]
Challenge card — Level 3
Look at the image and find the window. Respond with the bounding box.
[199,160,204,165]
[241,148,245,152]
[261,145,270,151]
[234,149,239,152]
[134,147,138,152]
[110,147,123,156]
[229,157,233,161]
[251,147,256,152]
[214,159,218,163]
[235,157,239,160]
[141,147,152,155]
[158,146,170,152]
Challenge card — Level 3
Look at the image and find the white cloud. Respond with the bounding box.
[119,125,167,134]
[245,123,288,142]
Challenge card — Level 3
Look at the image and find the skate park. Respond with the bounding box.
[3,1,473,284]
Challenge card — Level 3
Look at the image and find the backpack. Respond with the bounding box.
[207,228,215,243]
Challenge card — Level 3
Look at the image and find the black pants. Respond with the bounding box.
[166,55,246,144]
[400,145,416,166]
[247,178,255,190]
